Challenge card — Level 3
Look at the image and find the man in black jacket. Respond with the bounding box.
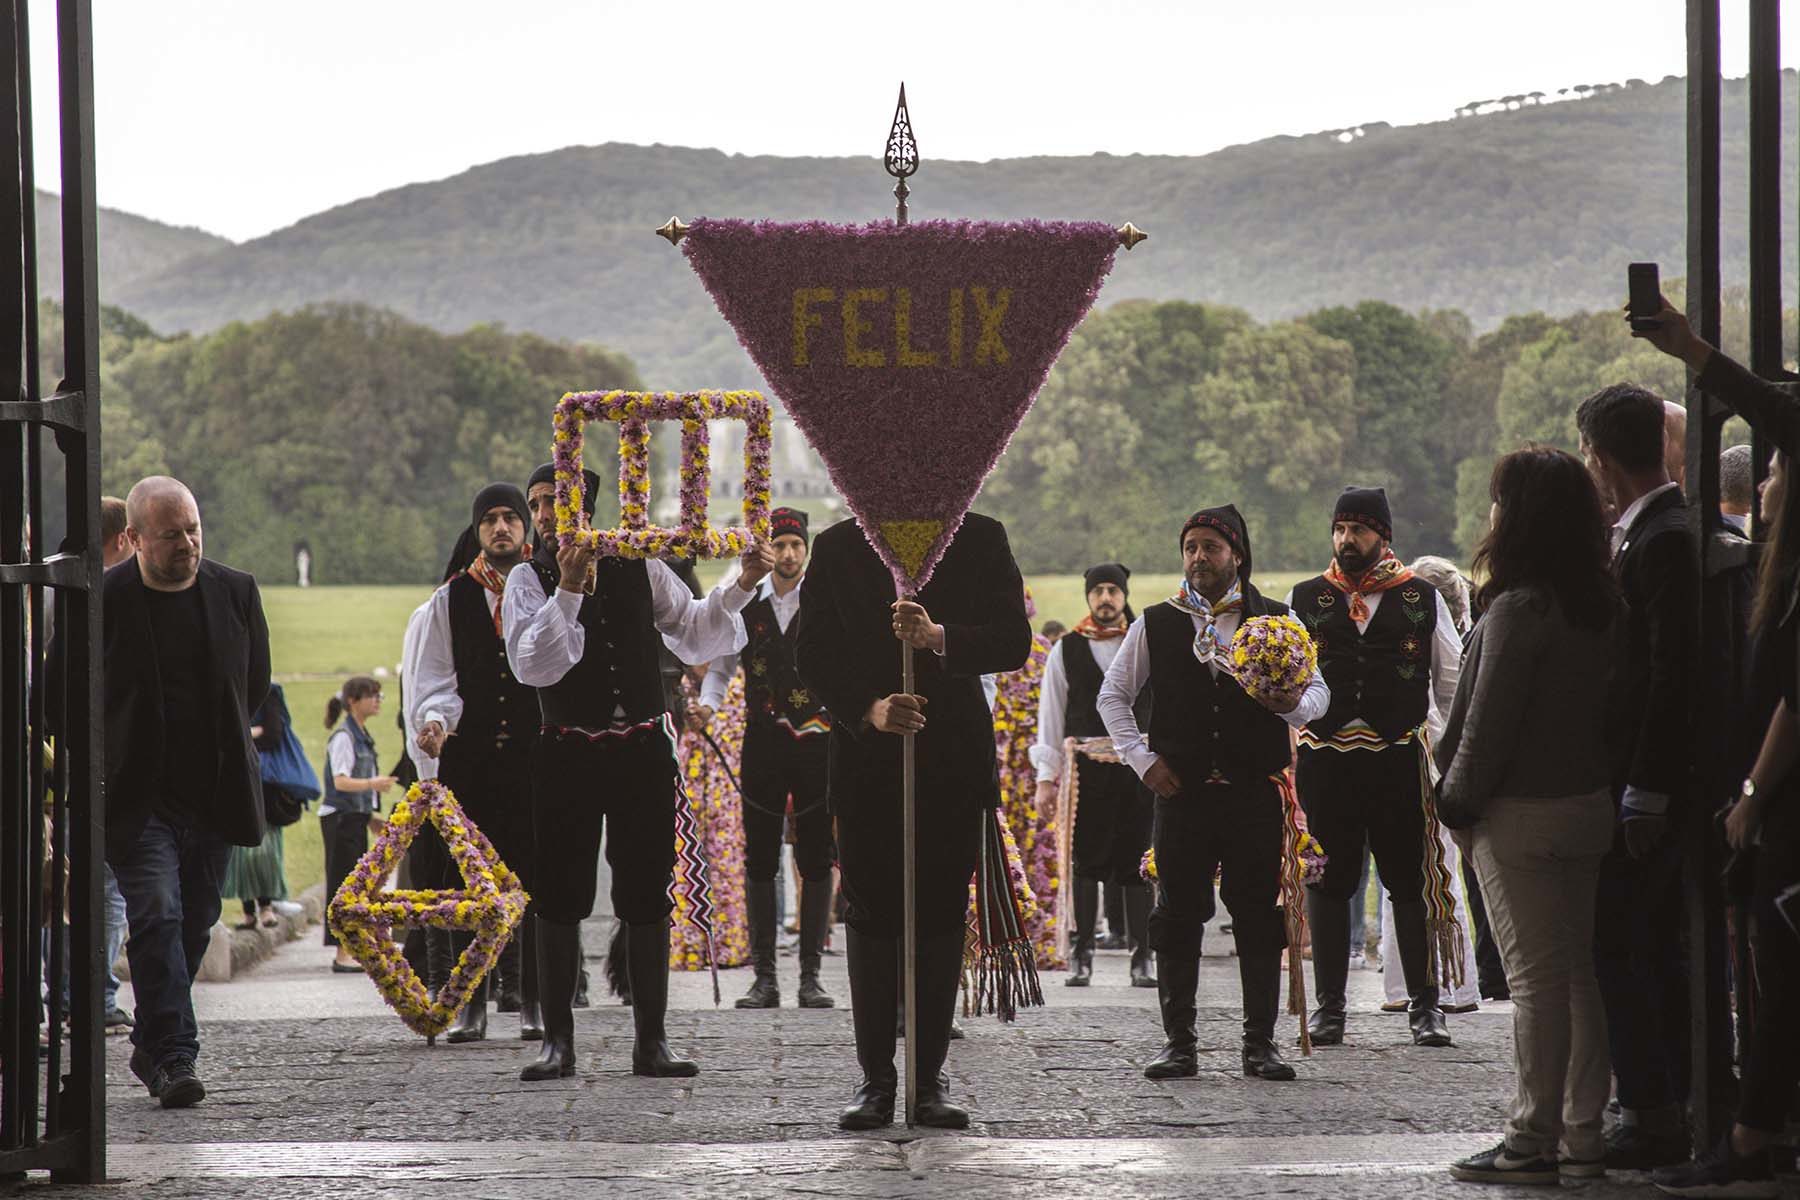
[98,476,271,1108]
[1097,505,1325,1084]
[795,513,1031,1131]
[1576,383,1701,1170]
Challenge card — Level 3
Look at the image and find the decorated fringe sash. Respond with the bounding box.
[964,810,1045,1022]
[661,713,721,1004]
[1274,768,1314,1057]
[1414,731,1466,992]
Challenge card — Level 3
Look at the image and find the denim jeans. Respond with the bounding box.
[108,814,232,1068]
[103,863,128,1013]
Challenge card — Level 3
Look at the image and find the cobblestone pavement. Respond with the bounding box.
[10,929,1781,1198]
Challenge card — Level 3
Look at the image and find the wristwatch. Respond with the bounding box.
[1740,778,1758,801]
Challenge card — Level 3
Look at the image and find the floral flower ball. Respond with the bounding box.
[1296,831,1329,887]
[1228,614,1318,706]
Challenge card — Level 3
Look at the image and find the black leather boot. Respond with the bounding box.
[839,926,898,1130]
[1144,948,1200,1079]
[736,879,781,1009]
[425,926,453,997]
[1125,884,1156,988]
[495,928,523,1013]
[1305,891,1349,1045]
[521,918,579,1081]
[912,930,971,1128]
[1392,898,1452,1047]
[628,921,699,1077]
[796,879,836,1009]
[1066,876,1097,987]
[1239,950,1296,1081]
[446,972,489,1044]
[517,915,543,1041]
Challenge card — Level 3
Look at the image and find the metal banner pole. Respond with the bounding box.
[884,82,921,1128]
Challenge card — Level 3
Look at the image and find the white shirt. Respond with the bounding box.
[1030,633,1128,782]
[399,596,440,780]
[699,577,803,711]
[1611,480,1681,556]
[1096,607,1330,782]
[1284,585,1464,744]
[502,558,752,710]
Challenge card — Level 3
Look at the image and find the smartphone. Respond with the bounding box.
[1628,262,1662,331]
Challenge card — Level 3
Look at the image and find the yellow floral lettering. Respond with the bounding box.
[842,288,887,367]
[948,288,964,367]
[972,286,1011,366]
[792,287,834,366]
[893,287,938,367]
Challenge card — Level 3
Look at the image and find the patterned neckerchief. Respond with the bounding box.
[1323,549,1414,624]
[1170,577,1243,667]
[1072,614,1130,641]
[464,552,510,637]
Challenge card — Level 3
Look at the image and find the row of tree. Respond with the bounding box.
[35,290,1772,584]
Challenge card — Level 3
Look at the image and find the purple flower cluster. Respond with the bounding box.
[551,389,773,560]
[681,219,1119,592]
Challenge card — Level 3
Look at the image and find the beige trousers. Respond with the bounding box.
[1468,790,1614,1161]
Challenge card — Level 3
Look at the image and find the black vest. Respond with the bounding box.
[1290,574,1436,743]
[1143,600,1293,786]
[529,556,667,728]
[445,573,536,743]
[1062,633,1145,738]
[741,591,831,734]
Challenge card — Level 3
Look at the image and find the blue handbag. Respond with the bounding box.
[257,683,320,825]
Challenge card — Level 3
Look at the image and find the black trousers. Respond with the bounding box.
[436,735,536,891]
[1148,777,1286,958]
[320,810,370,947]
[1593,833,1690,1111]
[1739,836,1800,1132]
[740,725,834,883]
[836,791,980,941]
[1296,743,1428,905]
[530,724,678,926]
[1072,757,1153,885]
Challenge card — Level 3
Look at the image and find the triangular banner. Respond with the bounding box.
[682,219,1119,592]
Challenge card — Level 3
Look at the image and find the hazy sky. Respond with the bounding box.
[26,0,1797,242]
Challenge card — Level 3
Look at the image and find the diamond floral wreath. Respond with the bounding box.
[552,389,773,558]
[326,780,530,1039]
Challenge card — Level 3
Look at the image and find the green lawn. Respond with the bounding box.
[268,571,1319,894]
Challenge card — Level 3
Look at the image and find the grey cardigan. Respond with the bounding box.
[1434,587,1616,817]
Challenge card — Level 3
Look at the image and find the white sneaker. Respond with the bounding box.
[271,901,304,917]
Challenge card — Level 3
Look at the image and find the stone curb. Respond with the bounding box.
[221,882,327,979]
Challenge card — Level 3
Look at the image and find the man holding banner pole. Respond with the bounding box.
[796,512,1031,1131]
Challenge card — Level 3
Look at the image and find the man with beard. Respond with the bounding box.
[1288,486,1462,1049]
[697,507,836,1010]
[505,462,773,1081]
[796,513,1031,1130]
[412,483,542,1044]
[1098,507,1325,1082]
[1032,563,1155,988]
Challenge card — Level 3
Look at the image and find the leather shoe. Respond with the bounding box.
[1605,1123,1691,1170]
[1307,1006,1345,1046]
[495,984,523,1014]
[1409,1000,1452,1048]
[1129,948,1157,989]
[838,1079,896,1130]
[155,1056,206,1109]
[1065,955,1092,988]
[520,1036,576,1081]
[914,1088,970,1129]
[1242,1035,1297,1081]
[735,975,780,1009]
[796,974,835,1009]
[632,1040,700,1078]
[446,1000,488,1044]
[518,1001,544,1041]
[1143,1042,1198,1079]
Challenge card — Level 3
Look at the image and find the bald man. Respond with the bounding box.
[78,476,270,1108]
[1664,401,1688,489]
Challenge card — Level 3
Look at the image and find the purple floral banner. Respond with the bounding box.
[682,219,1119,592]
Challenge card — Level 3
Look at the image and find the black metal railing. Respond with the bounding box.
[1,0,104,1183]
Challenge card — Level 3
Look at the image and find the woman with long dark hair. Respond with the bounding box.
[319,676,395,973]
[1435,447,1622,1185]
[1654,452,1800,1199]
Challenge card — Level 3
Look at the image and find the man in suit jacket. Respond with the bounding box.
[1576,385,1700,1169]
[100,476,270,1109]
[795,512,1030,1131]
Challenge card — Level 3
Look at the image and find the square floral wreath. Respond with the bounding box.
[552,389,773,558]
[327,781,530,1040]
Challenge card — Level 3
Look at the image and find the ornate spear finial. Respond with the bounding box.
[884,83,918,225]
[1116,222,1149,250]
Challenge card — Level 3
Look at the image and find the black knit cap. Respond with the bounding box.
[526,461,602,518]
[1083,562,1130,596]
[471,482,528,532]
[1333,485,1393,542]
[769,507,809,544]
[1179,504,1253,582]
